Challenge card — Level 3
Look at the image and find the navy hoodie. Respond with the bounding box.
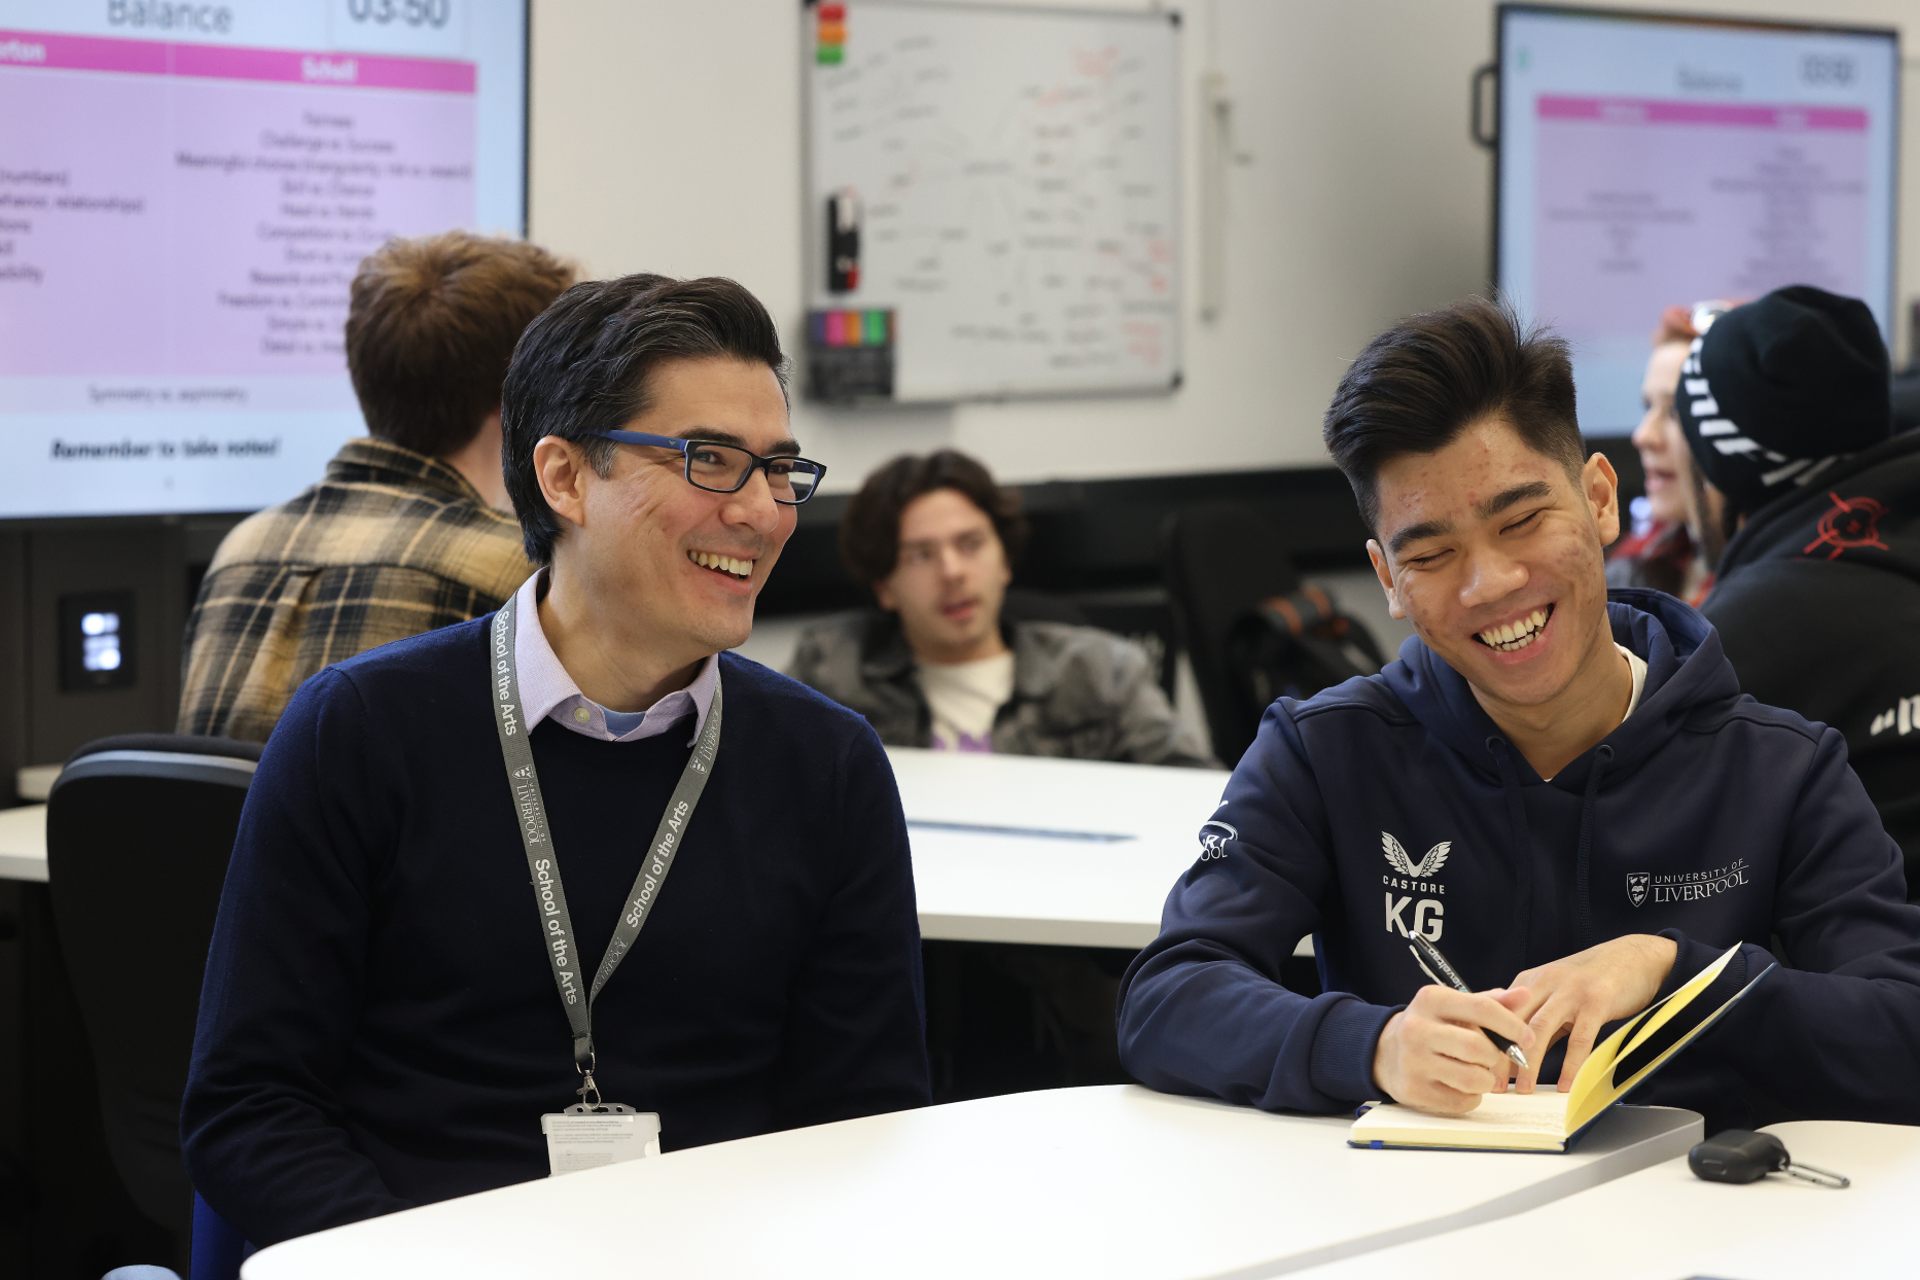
[1117,590,1920,1130]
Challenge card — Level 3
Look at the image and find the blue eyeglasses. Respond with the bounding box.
[592,430,827,506]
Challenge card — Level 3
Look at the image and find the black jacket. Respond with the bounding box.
[1703,428,1920,897]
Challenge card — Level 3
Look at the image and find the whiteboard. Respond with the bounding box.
[805,0,1182,401]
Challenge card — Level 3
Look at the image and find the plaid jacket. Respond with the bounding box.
[178,437,534,743]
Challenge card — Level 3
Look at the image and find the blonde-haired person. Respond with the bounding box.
[1606,304,1718,602]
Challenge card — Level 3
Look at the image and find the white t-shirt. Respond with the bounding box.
[1540,644,1648,782]
[1619,642,1648,718]
[917,653,1015,753]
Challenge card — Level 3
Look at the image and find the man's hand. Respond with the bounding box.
[1508,934,1678,1093]
[1371,985,1535,1116]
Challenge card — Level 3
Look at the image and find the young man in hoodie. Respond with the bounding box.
[1116,296,1920,1128]
[1672,286,1920,901]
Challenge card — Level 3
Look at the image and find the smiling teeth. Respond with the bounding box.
[690,551,753,578]
[1478,608,1549,652]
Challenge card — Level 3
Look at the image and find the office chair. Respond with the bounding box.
[1162,503,1306,764]
[999,586,1091,628]
[1893,367,1920,433]
[45,734,261,1272]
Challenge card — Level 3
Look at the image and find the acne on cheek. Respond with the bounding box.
[1542,535,1603,584]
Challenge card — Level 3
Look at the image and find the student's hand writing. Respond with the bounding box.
[1506,934,1678,1093]
[1370,985,1535,1116]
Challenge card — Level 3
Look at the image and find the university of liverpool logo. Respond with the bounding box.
[1627,861,1749,908]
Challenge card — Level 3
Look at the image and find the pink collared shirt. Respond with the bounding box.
[510,570,718,745]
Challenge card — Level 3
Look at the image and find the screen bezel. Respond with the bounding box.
[1491,2,1901,437]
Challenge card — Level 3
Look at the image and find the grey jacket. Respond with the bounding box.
[789,611,1217,768]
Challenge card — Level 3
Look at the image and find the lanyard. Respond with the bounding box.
[489,602,723,1101]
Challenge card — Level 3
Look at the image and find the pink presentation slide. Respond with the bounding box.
[1532,93,1868,336]
[0,29,477,378]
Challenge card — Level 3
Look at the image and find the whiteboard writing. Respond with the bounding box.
[807,2,1180,400]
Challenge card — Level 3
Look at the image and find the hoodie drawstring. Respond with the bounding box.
[1572,744,1614,949]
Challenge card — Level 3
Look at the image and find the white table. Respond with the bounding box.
[242,1085,1701,1280]
[16,763,58,802]
[888,748,1230,949]
[0,750,1257,954]
[887,746,1229,839]
[1289,1119,1919,1279]
[0,804,47,883]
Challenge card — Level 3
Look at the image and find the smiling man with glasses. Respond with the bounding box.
[184,274,930,1248]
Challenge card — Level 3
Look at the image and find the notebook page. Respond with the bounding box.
[1455,1089,1575,1136]
[1355,1089,1573,1139]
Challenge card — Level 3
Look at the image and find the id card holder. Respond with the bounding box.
[540,1103,661,1176]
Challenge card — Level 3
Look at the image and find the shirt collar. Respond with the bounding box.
[511,570,718,745]
[326,436,490,506]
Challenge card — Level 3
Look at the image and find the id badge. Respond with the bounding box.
[540,1103,661,1176]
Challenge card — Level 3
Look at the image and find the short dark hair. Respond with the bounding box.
[1322,296,1585,532]
[344,231,575,457]
[501,274,790,565]
[839,449,1029,586]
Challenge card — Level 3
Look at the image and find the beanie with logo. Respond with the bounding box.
[1674,284,1892,519]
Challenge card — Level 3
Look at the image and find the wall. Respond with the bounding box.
[0,520,221,786]
[2,0,1912,773]
[530,0,1920,490]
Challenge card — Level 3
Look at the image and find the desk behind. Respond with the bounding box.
[888,748,1230,949]
[909,823,1203,948]
[16,765,57,803]
[885,746,1230,839]
[0,754,1264,952]
[0,805,46,884]
[242,1086,1701,1280]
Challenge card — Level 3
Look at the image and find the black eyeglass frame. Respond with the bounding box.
[590,429,827,506]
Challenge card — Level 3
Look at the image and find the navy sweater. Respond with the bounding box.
[1118,590,1920,1129]
[183,619,930,1247]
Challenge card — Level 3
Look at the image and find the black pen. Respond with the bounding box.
[1407,932,1529,1070]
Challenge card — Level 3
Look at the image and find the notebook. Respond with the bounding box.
[1349,942,1769,1152]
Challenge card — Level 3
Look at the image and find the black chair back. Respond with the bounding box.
[45,733,261,1250]
[1893,369,1920,433]
[1163,503,1308,765]
[1000,586,1091,628]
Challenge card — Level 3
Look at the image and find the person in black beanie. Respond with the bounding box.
[1676,284,1920,900]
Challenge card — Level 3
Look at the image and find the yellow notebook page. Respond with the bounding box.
[1562,943,1741,1136]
